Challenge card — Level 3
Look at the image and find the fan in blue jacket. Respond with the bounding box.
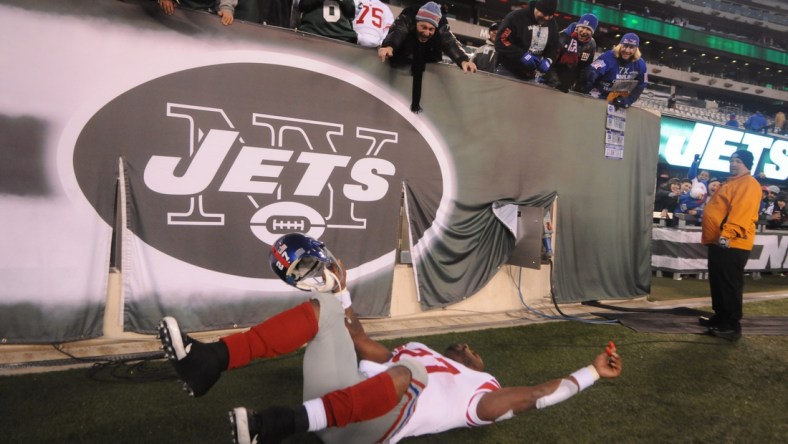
[744,111,768,134]
[578,33,648,109]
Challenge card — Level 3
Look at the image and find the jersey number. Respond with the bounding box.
[323,0,341,23]
[395,347,460,375]
[356,5,384,28]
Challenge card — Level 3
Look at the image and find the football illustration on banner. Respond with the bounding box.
[250,201,327,245]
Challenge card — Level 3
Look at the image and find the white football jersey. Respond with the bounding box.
[386,342,501,442]
[353,0,394,47]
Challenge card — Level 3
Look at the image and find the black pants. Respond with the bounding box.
[707,244,751,331]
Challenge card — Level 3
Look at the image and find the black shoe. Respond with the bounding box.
[698,315,720,327]
[158,316,229,397]
[230,406,305,444]
[707,326,742,342]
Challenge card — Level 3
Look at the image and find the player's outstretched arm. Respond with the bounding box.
[345,308,392,363]
[476,345,622,422]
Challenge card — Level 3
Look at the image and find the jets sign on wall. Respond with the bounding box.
[71,61,451,280]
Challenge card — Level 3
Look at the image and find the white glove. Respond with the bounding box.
[718,237,730,248]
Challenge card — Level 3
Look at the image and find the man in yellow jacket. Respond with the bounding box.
[699,150,762,341]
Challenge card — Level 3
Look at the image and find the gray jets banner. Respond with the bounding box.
[1,0,660,342]
[652,227,788,272]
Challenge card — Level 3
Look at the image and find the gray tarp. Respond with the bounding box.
[405,78,658,305]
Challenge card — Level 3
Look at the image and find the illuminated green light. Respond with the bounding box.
[559,0,787,66]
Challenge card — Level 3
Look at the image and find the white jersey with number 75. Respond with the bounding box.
[353,0,394,47]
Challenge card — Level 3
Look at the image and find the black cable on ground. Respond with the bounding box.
[51,339,306,383]
[87,359,177,383]
[510,260,619,325]
[51,343,177,383]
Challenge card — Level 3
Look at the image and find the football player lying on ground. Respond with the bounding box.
[158,233,623,444]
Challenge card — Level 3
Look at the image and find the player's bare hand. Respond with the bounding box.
[378,47,393,62]
[594,352,622,378]
[593,341,622,379]
[461,60,477,73]
[218,10,234,26]
[159,0,176,15]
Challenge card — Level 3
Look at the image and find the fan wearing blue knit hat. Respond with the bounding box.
[378,1,476,112]
[540,12,598,92]
[578,31,649,109]
[699,150,762,341]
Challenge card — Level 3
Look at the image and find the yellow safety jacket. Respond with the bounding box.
[701,173,762,250]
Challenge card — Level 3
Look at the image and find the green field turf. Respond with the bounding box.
[1,277,786,443]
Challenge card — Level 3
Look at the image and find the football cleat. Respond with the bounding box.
[158,316,228,397]
[230,407,261,444]
[229,406,301,444]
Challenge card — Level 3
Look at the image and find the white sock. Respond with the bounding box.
[303,398,328,432]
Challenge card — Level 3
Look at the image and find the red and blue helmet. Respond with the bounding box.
[269,233,341,292]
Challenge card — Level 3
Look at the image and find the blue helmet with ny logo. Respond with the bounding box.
[269,233,342,292]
